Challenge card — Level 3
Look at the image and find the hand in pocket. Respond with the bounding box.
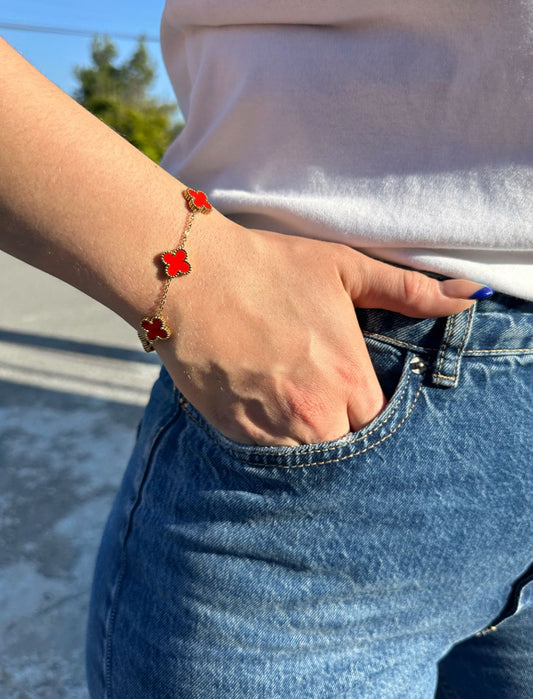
[156,219,485,446]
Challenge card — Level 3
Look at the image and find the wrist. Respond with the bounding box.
[124,190,232,349]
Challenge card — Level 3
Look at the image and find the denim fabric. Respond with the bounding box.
[86,291,533,698]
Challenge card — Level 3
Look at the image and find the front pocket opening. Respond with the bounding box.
[178,346,427,468]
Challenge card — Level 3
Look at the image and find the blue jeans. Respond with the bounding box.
[86,290,533,698]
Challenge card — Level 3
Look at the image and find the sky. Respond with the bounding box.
[0,0,177,103]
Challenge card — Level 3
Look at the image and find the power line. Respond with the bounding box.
[0,21,159,42]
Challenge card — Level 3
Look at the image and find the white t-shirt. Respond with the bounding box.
[160,0,533,300]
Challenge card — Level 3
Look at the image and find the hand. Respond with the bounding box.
[156,218,484,446]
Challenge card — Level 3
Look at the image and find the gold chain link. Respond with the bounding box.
[155,210,195,316]
[138,190,210,352]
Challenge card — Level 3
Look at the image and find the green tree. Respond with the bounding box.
[73,35,182,162]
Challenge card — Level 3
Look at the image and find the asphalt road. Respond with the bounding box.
[0,251,161,698]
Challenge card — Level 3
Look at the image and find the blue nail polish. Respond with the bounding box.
[469,286,494,300]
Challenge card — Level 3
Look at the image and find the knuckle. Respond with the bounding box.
[333,358,360,387]
[401,270,433,307]
[336,248,365,295]
[283,383,327,431]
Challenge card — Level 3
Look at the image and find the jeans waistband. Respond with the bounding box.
[357,291,533,355]
[356,277,533,388]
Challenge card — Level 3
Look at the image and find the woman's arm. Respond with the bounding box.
[0,37,487,446]
[0,36,225,326]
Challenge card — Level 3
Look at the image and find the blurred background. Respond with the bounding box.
[1,2,177,696]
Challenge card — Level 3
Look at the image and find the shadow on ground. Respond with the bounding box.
[0,381,148,699]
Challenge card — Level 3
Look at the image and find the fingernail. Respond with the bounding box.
[468,285,494,300]
[440,279,494,300]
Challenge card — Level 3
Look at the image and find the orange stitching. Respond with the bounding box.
[364,333,533,356]
[435,313,455,378]
[449,305,474,381]
[301,382,423,469]
[464,348,533,355]
[362,332,429,353]
[433,306,474,383]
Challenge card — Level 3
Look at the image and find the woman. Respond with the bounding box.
[1,0,532,696]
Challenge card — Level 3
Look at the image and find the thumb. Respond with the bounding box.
[343,253,493,318]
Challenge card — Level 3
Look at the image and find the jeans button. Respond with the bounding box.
[410,356,427,374]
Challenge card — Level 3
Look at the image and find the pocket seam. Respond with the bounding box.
[104,408,182,694]
[363,330,435,353]
[180,353,424,468]
[183,356,412,452]
[181,378,423,468]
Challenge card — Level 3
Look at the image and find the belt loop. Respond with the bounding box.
[431,304,475,388]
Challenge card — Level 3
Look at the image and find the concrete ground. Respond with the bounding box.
[0,252,161,698]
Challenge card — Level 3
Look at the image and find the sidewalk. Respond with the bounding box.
[0,252,161,698]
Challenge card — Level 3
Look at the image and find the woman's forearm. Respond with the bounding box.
[0,37,222,327]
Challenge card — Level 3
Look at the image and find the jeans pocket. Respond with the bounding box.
[178,339,428,469]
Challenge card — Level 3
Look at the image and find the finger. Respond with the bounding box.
[343,323,388,433]
[340,252,493,318]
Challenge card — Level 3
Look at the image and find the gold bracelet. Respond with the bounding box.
[138,188,212,352]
